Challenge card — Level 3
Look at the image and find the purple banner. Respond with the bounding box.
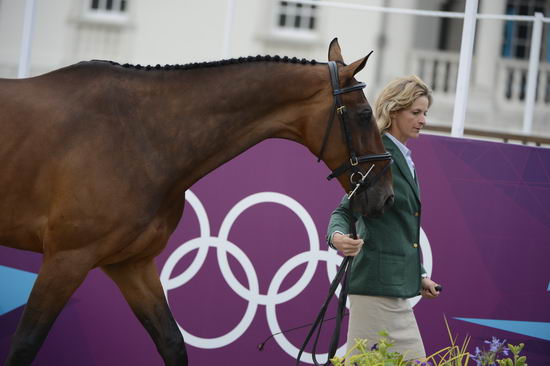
[1,135,549,365]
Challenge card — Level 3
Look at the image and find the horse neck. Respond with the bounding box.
[130,61,329,188]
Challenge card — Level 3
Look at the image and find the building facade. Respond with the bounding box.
[0,0,548,137]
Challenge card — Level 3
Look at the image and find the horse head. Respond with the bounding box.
[315,38,394,217]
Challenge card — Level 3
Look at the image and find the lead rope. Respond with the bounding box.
[296,198,358,366]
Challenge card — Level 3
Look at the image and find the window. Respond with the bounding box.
[501,0,550,102]
[90,0,127,12]
[501,0,549,61]
[83,0,129,25]
[267,0,320,43]
[276,1,318,32]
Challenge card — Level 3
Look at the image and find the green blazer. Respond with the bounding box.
[327,135,424,298]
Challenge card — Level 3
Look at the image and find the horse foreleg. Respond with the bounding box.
[102,258,188,366]
[5,251,92,366]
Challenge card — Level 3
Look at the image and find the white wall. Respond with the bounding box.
[411,0,440,51]
[132,1,226,64]
[0,0,546,137]
[0,0,26,75]
[379,0,422,89]
[0,0,386,81]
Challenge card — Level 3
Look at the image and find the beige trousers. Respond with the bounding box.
[346,295,426,362]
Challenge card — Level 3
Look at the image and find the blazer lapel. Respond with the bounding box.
[383,135,420,202]
[414,170,421,197]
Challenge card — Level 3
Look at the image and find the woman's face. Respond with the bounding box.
[389,96,429,144]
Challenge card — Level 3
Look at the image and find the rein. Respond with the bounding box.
[296,61,393,366]
[296,210,357,366]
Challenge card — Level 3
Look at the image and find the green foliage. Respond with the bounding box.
[471,337,527,366]
[494,343,526,366]
[330,331,411,366]
[330,318,527,366]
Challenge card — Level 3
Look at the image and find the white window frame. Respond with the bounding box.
[81,0,129,26]
[269,0,321,44]
[502,0,549,60]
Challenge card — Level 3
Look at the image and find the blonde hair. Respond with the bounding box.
[374,75,433,134]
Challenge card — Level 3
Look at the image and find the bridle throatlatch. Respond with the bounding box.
[317,60,392,201]
[296,61,393,366]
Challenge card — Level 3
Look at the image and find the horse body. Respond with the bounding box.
[1,40,393,365]
[1,61,324,256]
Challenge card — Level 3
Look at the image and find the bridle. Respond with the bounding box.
[295,61,393,366]
[318,60,392,200]
[258,61,394,365]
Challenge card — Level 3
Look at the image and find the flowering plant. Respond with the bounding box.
[470,337,526,366]
[329,318,527,366]
[330,330,410,366]
[330,331,469,366]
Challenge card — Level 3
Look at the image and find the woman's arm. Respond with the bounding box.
[326,196,364,256]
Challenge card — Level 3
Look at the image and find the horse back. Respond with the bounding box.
[0,62,168,253]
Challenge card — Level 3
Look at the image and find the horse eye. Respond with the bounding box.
[358,108,372,126]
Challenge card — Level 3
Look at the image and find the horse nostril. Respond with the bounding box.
[385,194,395,208]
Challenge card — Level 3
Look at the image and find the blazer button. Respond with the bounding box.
[413,243,419,248]
[414,212,419,216]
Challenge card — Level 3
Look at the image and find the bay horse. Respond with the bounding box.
[0,39,393,365]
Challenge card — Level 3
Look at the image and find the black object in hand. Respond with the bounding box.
[435,285,443,292]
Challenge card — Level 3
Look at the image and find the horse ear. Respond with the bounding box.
[346,50,373,77]
[328,38,344,63]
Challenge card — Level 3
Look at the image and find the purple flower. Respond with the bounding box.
[470,347,482,366]
[370,343,378,351]
[472,337,512,365]
[484,336,510,357]
[485,336,506,353]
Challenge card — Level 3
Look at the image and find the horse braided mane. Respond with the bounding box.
[90,55,319,71]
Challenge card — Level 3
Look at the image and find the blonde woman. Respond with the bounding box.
[327,75,440,361]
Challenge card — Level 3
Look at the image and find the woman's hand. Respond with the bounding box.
[331,232,364,256]
[421,277,441,299]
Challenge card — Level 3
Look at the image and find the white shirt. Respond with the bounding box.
[384,132,415,179]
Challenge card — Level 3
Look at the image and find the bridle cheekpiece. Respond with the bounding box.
[318,61,393,199]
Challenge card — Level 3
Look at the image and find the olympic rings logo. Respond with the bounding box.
[160,190,432,364]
